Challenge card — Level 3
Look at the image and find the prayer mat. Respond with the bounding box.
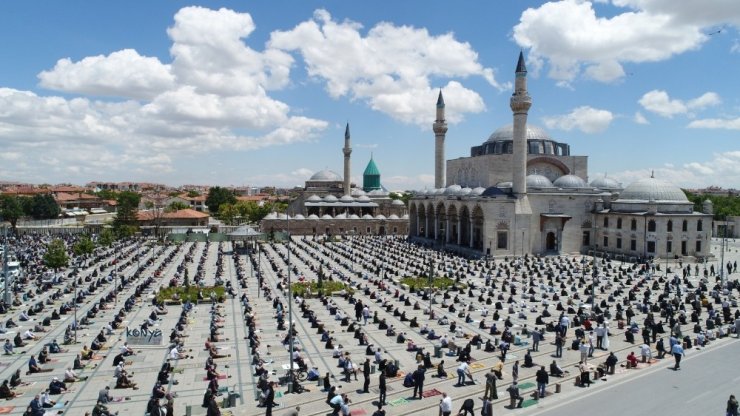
[518,382,536,390]
[470,363,485,370]
[51,402,66,409]
[394,371,405,378]
[350,410,367,416]
[203,374,229,381]
[0,407,13,414]
[389,398,408,406]
[173,368,184,374]
[275,391,284,398]
[421,388,442,398]
[522,399,538,408]
[91,355,104,361]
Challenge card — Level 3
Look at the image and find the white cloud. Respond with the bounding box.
[513,0,740,84]
[633,111,649,125]
[269,9,505,125]
[542,106,614,134]
[0,7,328,182]
[688,117,740,130]
[732,39,740,54]
[613,151,740,189]
[638,90,720,118]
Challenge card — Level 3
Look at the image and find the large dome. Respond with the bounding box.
[553,174,586,189]
[309,169,342,181]
[618,177,688,202]
[485,124,552,144]
[526,174,555,188]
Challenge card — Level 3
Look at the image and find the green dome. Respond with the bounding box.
[363,155,381,191]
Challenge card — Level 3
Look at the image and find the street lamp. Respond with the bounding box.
[73,260,79,343]
[427,254,434,319]
[1,216,10,305]
[284,231,295,389]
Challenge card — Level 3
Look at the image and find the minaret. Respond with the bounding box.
[510,51,532,196]
[343,122,352,195]
[433,90,448,189]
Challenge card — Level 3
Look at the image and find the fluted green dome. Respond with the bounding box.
[363,155,381,191]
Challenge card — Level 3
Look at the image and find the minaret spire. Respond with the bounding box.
[433,89,448,189]
[343,122,352,195]
[510,51,532,195]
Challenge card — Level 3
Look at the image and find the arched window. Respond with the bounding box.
[682,220,688,232]
[648,220,656,232]
[697,220,703,232]
[667,220,673,232]
[617,218,622,229]
[630,219,637,231]
[603,217,609,228]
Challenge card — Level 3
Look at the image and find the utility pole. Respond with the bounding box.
[720,216,727,288]
[286,232,295,389]
[2,221,9,305]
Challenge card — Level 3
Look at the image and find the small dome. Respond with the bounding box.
[460,187,473,195]
[321,214,333,219]
[444,184,462,195]
[481,187,510,197]
[349,214,360,219]
[309,170,342,181]
[357,195,371,202]
[391,199,404,206]
[334,213,347,219]
[339,195,354,203]
[618,177,688,202]
[293,214,305,220]
[496,181,513,188]
[362,214,374,219]
[401,214,409,219]
[416,189,427,196]
[264,212,277,219]
[553,174,586,189]
[375,214,386,220]
[434,188,446,195]
[589,176,621,190]
[526,174,554,188]
[308,214,319,219]
[351,188,366,196]
[472,187,486,196]
[324,195,338,202]
[388,214,399,219]
[368,189,387,196]
[306,194,321,202]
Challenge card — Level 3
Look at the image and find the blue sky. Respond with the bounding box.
[0,0,739,190]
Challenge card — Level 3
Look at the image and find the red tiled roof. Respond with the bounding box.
[138,208,209,220]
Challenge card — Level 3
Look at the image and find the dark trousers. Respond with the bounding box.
[363,377,369,393]
[413,382,423,398]
[673,353,682,369]
[379,387,386,404]
[596,336,603,349]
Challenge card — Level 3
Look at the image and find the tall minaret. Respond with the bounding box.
[510,51,532,196]
[343,122,352,195]
[433,90,448,189]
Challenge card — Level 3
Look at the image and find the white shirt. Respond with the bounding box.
[458,362,469,373]
[440,396,453,412]
[170,347,179,360]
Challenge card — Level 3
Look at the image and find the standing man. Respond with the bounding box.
[362,358,371,393]
[531,328,541,352]
[579,341,589,364]
[555,332,564,358]
[264,381,275,416]
[412,365,425,399]
[378,371,387,405]
[512,360,519,383]
[671,341,685,370]
[507,382,524,408]
[596,324,605,350]
[439,392,452,416]
[484,367,498,400]
[456,360,471,386]
[535,366,549,399]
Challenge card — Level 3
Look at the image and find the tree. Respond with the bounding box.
[95,189,118,200]
[73,236,96,256]
[113,191,141,237]
[28,194,61,219]
[166,201,190,212]
[205,187,236,214]
[218,203,239,225]
[186,190,201,198]
[389,192,411,206]
[98,229,116,247]
[44,239,69,270]
[0,195,24,231]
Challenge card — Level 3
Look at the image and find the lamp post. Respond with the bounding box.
[73,260,79,343]
[427,254,434,319]
[1,217,9,305]
[285,231,295,388]
[720,216,727,288]
[591,254,598,313]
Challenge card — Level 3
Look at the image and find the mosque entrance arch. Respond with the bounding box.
[546,232,557,252]
[379,226,386,236]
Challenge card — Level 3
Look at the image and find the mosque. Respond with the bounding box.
[261,124,409,236]
[409,52,713,260]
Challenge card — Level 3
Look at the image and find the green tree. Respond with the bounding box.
[95,189,118,200]
[218,203,239,225]
[205,187,236,214]
[98,228,116,247]
[389,191,411,206]
[29,194,61,219]
[186,190,201,198]
[113,191,141,236]
[167,201,190,212]
[44,239,69,270]
[0,195,24,231]
[73,236,96,256]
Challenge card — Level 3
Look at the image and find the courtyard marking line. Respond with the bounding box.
[527,339,738,416]
[686,390,713,404]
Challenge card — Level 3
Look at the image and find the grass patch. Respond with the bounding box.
[290,281,353,298]
[400,277,464,291]
[156,285,226,303]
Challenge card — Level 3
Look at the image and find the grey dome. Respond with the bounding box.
[486,124,552,144]
[324,195,338,202]
[351,188,366,196]
[496,181,513,188]
[388,214,399,219]
[444,184,462,195]
[293,214,305,220]
[618,177,688,202]
[321,214,333,219]
[526,174,554,188]
[589,176,621,190]
[553,174,586,189]
[306,194,321,202]
[309,169,342,181]
[357,195,371,202]
[339,195,354,203]
[391,199,404,206]
[308,214,319,219]
[460,187,473,196]
[472,186,486,196]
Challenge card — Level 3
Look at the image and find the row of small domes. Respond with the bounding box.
[306,194,403,205]
[264,213,409,220]
[416,174,622,196]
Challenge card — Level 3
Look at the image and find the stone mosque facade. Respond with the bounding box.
[409,52,713,260]
[261,124,409,236]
